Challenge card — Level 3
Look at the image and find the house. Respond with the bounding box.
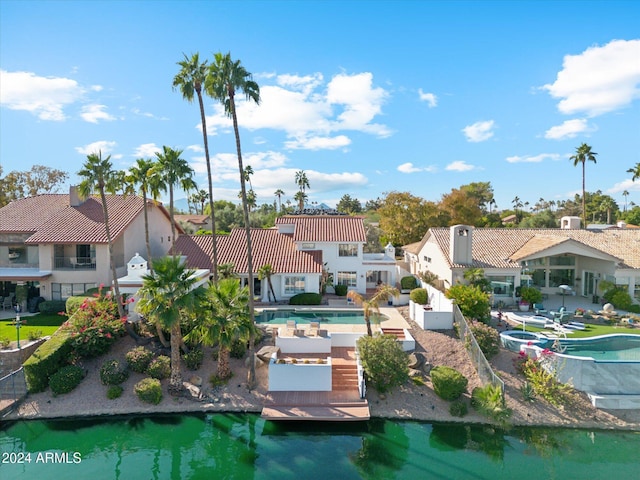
[174,215,398,302]
[174,214,212,233]
[403,216,640,306]
[0,187,178,303]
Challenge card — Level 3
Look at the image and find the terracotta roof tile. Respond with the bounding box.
[0,195,70,233]
[275,215,366,243]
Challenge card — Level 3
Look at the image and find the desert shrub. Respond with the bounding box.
[27,329,44,341]
[183,347,204,370]
[68,294,124,358]
[107,385,123,400]
[1,337,11,349]
[49,365,84,395]
[100,359,129,385]
[520,381,536,402]
[430,365,468,400]
[445,284,491,323]
[469,321,500,359]
[449,399,468,417]
[134,378,163,405]
[38,300,67,315]
[471,384,511,423]
[517,351,573,406]
[146,355,171,379]
[610,289,633,311]
[333,285,348,296]
[126,346,154,373]
[357,334,409,393]
[230,339,247,359]
[409,288,428,305]
[289,293,322,305]
[23,326,73,393]
[400,276,418,290]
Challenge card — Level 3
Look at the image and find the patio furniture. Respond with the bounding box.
[309,321,320,336]
[2,296,13,310]
[533,303,547,314]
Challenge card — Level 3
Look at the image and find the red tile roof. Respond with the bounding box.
[0,195,70,233]
[275,215,366,242]
[175,229,323,274]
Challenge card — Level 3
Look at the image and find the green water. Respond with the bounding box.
[2,414,640,479]
[257,309,384,325]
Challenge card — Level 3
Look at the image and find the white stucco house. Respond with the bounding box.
[175,215,398,302]
[402,217,640,307]
[0,187,178,303]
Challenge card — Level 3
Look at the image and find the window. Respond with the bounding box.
[301,243,316,249]
[337,271,357,287]
[338,244,358,257]
[51,282,97,300]
[549,269,575,288]
[488,276,514,296]
[284,276,306,295]
[550,255,575,266]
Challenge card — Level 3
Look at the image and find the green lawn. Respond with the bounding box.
[524,322,640,338]
[0,313,67,342]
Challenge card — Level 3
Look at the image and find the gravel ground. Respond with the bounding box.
[6,307,640,429]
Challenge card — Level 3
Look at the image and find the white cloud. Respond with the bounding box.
[608,178,640,194]
[397,162,437,174]
[462,120,495,142]
[0,70,85,121]
[418,88,437,107]
[544,118,594,139]
[186,144,204,153]
[132,143,162,158]
[446,161,475,172]
[75,140,117,156]
[506,153,562,163]
[284,135,351,150]
[543,39,640,116]
[80,104,116,123]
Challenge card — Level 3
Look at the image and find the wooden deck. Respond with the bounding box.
[261,347,370,421]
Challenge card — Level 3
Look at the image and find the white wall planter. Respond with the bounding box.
[268,355,332,391]
[414,306,453,330]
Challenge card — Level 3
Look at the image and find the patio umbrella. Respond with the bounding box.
[559,284,571,308]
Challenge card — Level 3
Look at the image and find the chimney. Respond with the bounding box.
[617,221,627,229]
[449,225,472,265]
[69,185,85,207]
[560,216,581,229]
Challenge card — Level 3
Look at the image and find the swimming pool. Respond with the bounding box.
[256,308,386,325]
[558,334,640,361]
[500,330,553,352]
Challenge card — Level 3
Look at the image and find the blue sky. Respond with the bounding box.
[1,0,639,212]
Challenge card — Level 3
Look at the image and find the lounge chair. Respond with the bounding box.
[533,303,547,314]
[2,296,13,310]
[309,321,320,336]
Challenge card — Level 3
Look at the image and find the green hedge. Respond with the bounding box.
[49,364,84,395]
[38,300,67,315]
[401,276,419,290]
[23,327,73,393]
[135,378,163,405]
[289,293,322,305]
[410,288,428,305]
[333,285,348,296]
[65,296,95,316]
[430,365,468,400]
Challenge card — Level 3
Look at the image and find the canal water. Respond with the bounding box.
[1,413,639,479]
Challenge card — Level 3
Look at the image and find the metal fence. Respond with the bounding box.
[453,305,505,400]
[0,367,27,416]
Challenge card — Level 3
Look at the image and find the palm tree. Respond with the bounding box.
[154,146,197,255]
[294,190,308,211]
[623,190,629,212]
[206,52,261,387]
[295,170,310,210]
[512,196,523,223]
[570,143,598,228]
[274,189,284,213]
[77,152,127,319]
[628,163,640,182]
[173,52,219,281]
[347,284,399,336]
[187,278,256,380]
[600,197,616,224]
[257,264,277,302]
[137,256,205,394]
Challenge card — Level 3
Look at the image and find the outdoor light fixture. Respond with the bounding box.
[14,304,22,349]
[559,284,571,309]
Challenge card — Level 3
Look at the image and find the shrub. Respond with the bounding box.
[100,359,129,385]
[445,284,491,323]
[134,378,163,405]
[333,285,348,296]
[520,381,536,402]
[38,300,67,315]
[1,337,11,349]
[107,385,123,400]
[27,330,44,342]
[519,286,543,306]
[126,346,154,373]
[230,339,246,359]
[518,352,573,406]
[610,289,633,311]
[469,321,500,359]
[68,293,124,358]
[357,334,409,393]
[430,365,468,400]
[628,305,640,314]
[183,347,204,370]
[471,384,512,423]
[49,365,84,395]
[400,276,418,291]
[409,288,428,305]
[65,296,93,316]
[449,399,468,417]
[23,326,73,393]
[289,293,323,305]
[147,355,171,379]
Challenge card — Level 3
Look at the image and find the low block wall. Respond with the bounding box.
[276,330,332,353]
[268,355,332,391]
[0,338,47,377]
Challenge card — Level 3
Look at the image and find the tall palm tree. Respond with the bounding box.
[628,162,640,182]
[600,197,616,224]
[295,170,310,211]
[257,264,277,303]
[77,152,127,319]
[154,146,197,255]
[511,196,523,223]
[347,284,399,336]
[570,143,598,228]
[173,52,219,281]
[137,256,205,394]
[187,278,256,380]
[623,190,629,212]
[294,191,308,211]
[274,189,284,213]
[206,52,260,387]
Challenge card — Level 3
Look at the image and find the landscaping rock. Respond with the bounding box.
[189,375,202,387]
[256,346,280,363]
[409,368,422,377]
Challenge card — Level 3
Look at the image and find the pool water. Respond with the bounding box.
[257,309,385,325]
[559,335,640,361]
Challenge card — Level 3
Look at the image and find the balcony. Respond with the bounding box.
[54,256,96,270]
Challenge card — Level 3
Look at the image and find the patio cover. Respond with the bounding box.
[0,268,52,281]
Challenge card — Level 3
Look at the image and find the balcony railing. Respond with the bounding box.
[54,256,96,270]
